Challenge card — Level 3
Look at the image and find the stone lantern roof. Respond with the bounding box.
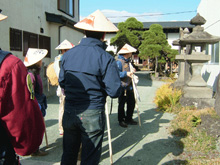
[179,13,220,45]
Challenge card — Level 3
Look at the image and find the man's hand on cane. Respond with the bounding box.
[127,67,136,78]
[127,72,133,78]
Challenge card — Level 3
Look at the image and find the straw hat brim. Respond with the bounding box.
[0,13,7,21]
[24,48,48,67]
[55,39,74,50]
[74,10,118,32]
[118,44,137,54]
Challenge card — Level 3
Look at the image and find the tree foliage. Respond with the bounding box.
[139,24,178,73]
[110,17,143,52]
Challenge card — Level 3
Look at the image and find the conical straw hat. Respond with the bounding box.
[24,48,48,67]
[55,39,74,50]
[74,10,118,32]
[118,44,137,54]
[0,10,7,21]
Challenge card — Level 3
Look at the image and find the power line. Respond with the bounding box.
[205,19,220,30]
[107,10,197,18]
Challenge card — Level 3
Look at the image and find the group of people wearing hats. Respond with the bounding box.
[0,8,138,164]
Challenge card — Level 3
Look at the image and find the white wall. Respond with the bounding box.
[105,33,117,54]
[197,0,220,36]
[0,0,83,96]
[197,0,220,92]
[0,0,81,63]
[167,33,179,50]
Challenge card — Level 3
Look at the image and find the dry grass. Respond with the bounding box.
[170,107,219,163]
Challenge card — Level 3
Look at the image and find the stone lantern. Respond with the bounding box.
[174,13,220,108]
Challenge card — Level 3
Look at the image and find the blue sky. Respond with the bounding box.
[80,0,201,23]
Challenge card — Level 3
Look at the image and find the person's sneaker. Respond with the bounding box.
[119,121,128,128]
[31,149,48,156]
[126,119,138,125]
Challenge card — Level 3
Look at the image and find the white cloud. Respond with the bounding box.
[80,9,163,23]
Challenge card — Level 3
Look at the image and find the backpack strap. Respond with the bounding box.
[0,49,11,66]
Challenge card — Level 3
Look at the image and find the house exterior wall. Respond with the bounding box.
[167,33,179,50]
[198,0,220,92]
[105,33,118,54]
[0,0,84,96]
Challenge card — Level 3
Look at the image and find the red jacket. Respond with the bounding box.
[0,53,45,156]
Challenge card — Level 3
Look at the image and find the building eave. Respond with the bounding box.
[45,12,83,33]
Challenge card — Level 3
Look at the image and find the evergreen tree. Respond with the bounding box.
[139,24,178,75]
[110,17,143,52]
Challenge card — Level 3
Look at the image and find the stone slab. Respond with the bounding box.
[183,86,212,98]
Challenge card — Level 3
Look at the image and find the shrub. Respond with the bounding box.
[154,83,182,112]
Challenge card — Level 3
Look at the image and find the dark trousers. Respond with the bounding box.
[118,89,135,122]
[61,105,106,165]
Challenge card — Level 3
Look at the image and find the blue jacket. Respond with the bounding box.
[59,37,121,110]
[116,54,133,90]
[116,54,131,78]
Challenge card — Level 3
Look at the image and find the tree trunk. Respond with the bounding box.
[155,57,158,77]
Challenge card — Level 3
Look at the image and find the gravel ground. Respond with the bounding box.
[20,71,182,165]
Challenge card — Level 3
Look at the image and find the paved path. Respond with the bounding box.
[20,71,180,165]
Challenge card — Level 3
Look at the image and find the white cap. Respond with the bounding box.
[74,10,118,32]
[0,10,7,21]
[24,48,48,67]
[118,44,137,54]
[55,39,74,50]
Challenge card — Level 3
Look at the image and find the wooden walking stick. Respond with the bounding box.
[44,118,49,148]
[105,102,113,164]
[129,63,141,126]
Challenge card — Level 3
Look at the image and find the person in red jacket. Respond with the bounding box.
[0,10,45,164]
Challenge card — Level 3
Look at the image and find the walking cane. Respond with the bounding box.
[129,63,141,126]
[105,102,113,164]
[44,118,49,148]
[109,98,113,115]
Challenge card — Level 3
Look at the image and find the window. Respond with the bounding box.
[39,35,51,58]
[9,29,51,58]
[23,31,38,56]
[58,0,74,17]
[210,43,219,64]
[10,28,22,51]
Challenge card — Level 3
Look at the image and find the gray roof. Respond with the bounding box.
[114,21,194,29]
[143,21,195,29]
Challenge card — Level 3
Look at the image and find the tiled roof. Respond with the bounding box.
[114,21,195,29]
[143,21,195,29]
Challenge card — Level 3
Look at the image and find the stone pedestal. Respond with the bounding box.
[215,74,220,116]
[173,58,185,87]
[178,54,214,108]
[174,54,191,87]
[173,13,220,109]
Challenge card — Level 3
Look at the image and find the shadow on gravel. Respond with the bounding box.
[47,95,59,104]
[101,108,189,165]
[101,108,167,163]
[21,137,63,163]
[45,119,58,127]
[135,72,153,87]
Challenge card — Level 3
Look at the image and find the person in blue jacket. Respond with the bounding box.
[116,44,138,128]
[59,10,121,165]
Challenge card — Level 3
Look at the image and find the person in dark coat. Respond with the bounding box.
[116,44,138,128]
[59,10,121,165]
